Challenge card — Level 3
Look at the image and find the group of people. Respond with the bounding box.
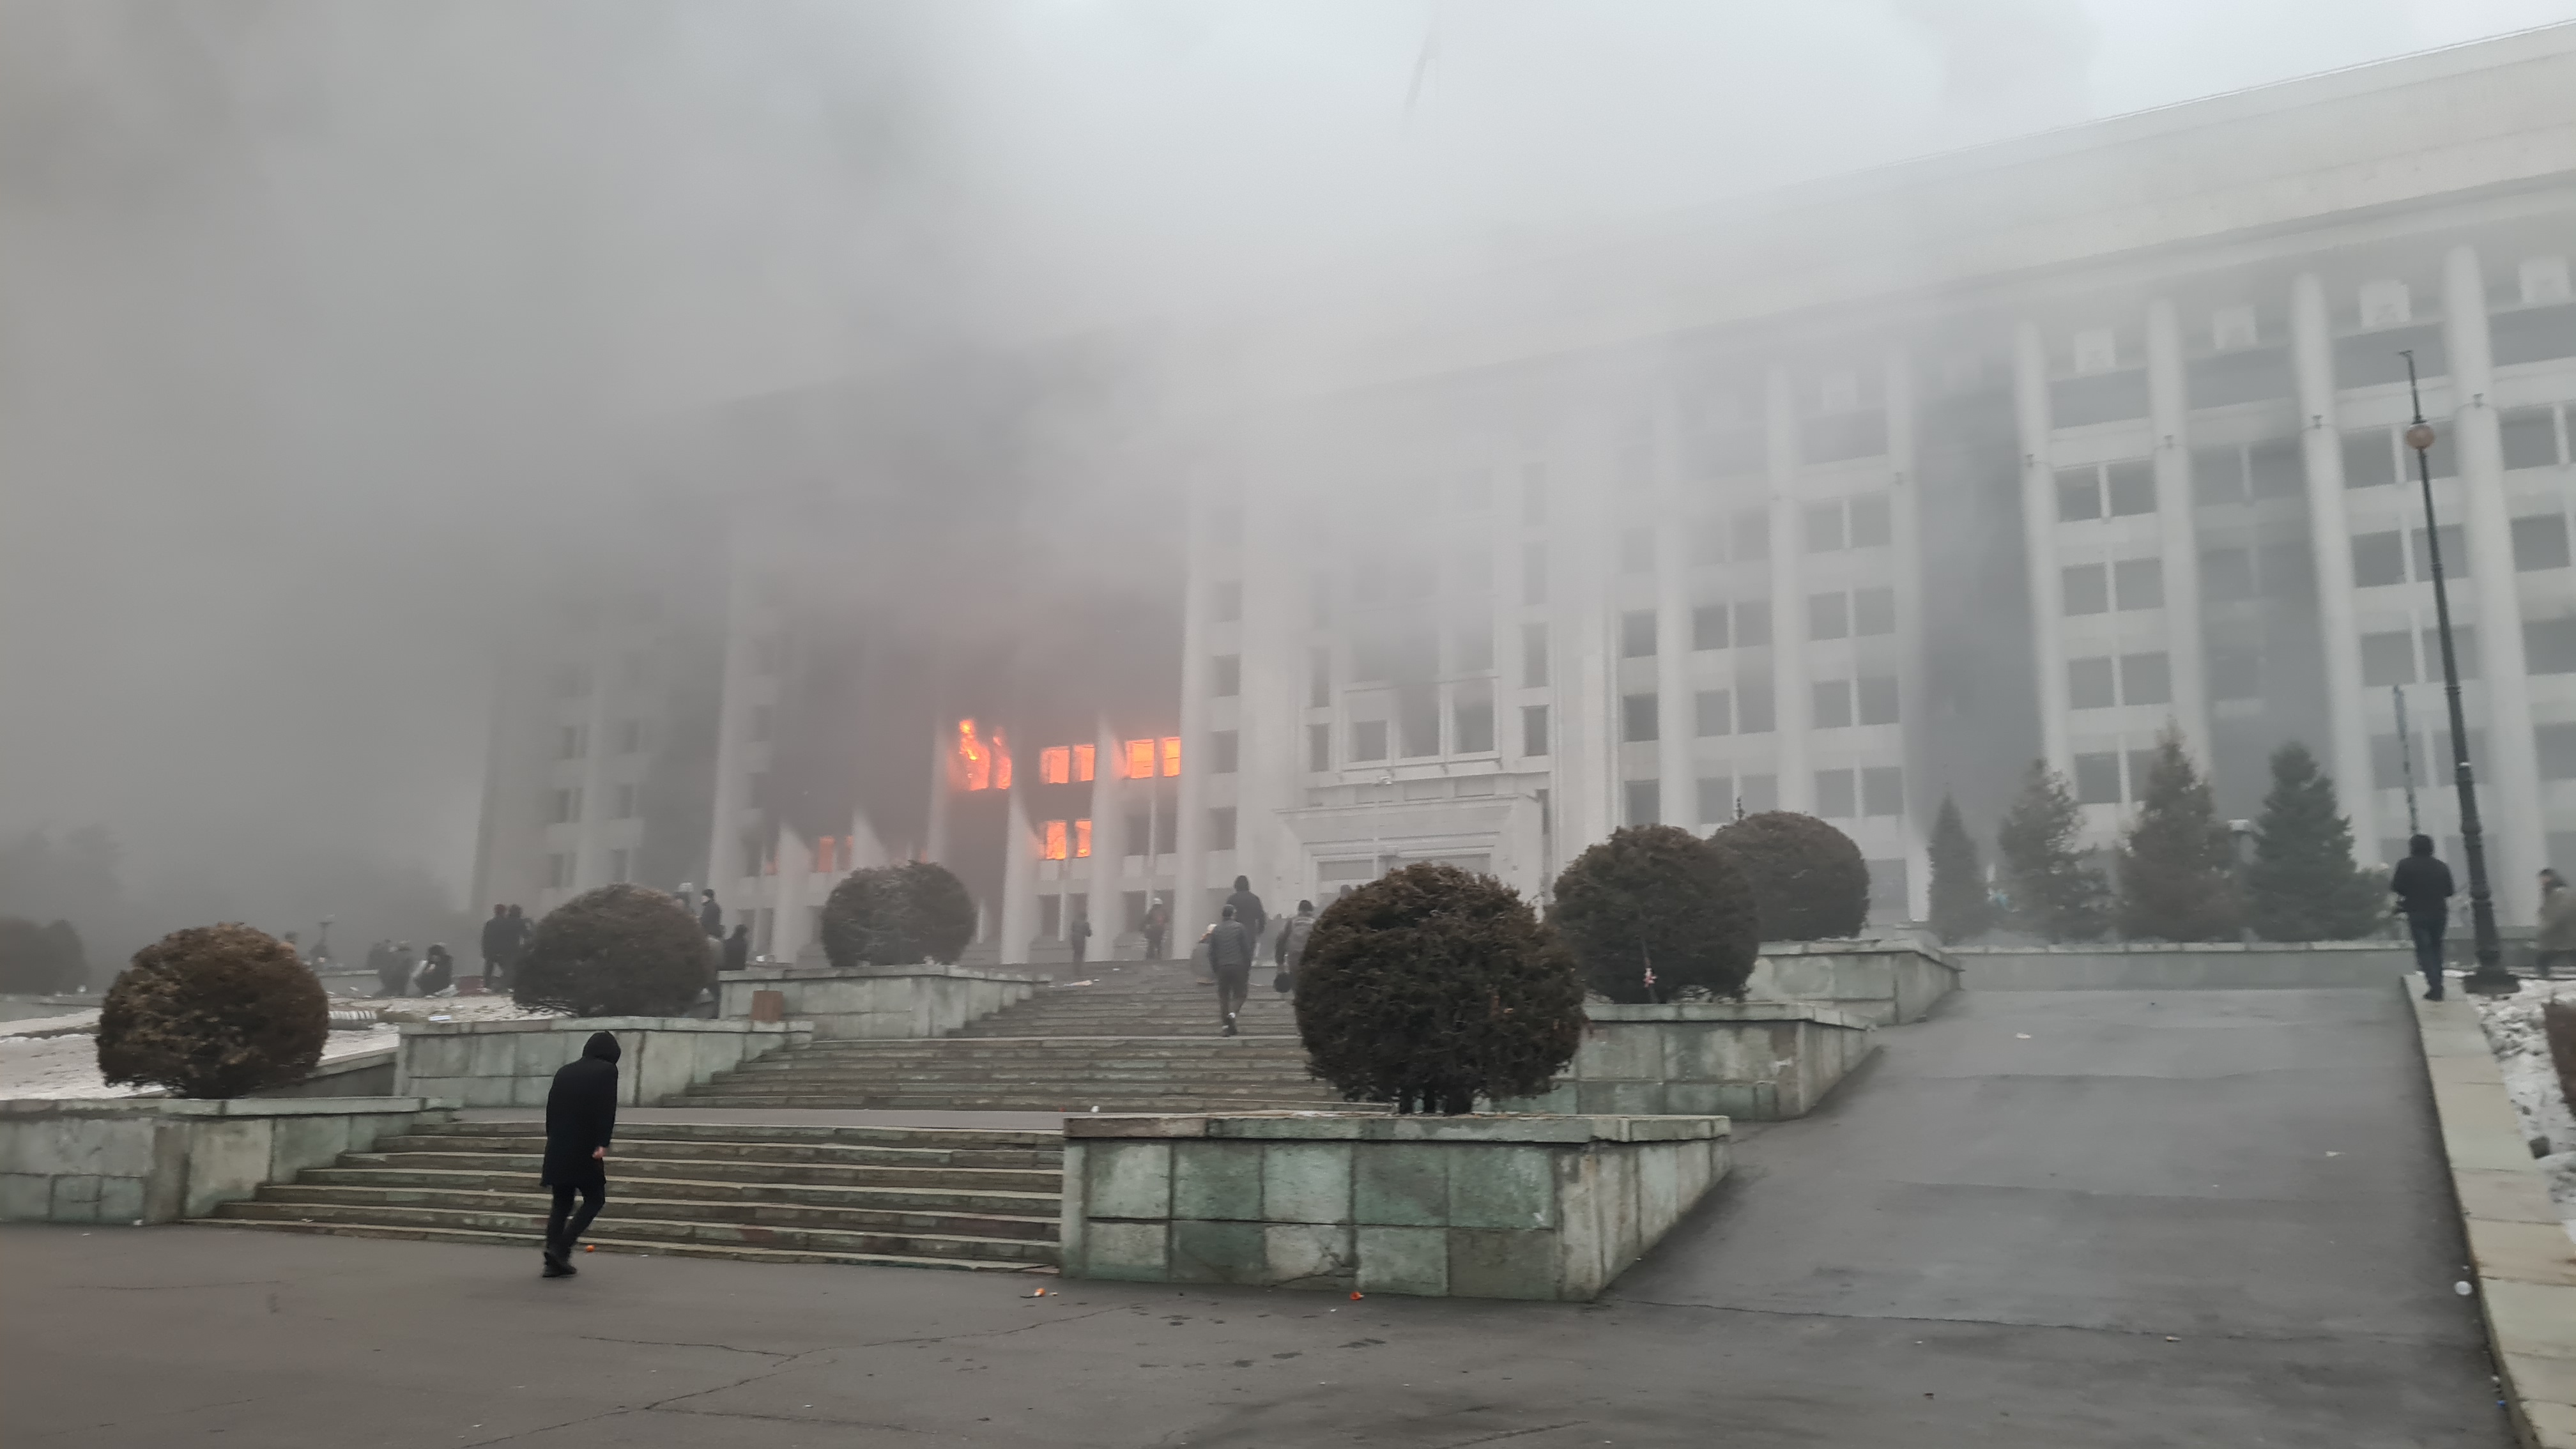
[477,903,537,991]
[364,938,460,997]
[2388,834,2576,999]
[1196,875,1317,1036]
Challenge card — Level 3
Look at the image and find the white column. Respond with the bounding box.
[2444,244,2544,920]
[572,639,615,887]
[702,540,759,908]
[1558,436,1616,850]
[923,724,952,863]
[999,753,1036,965]
[1767,366,1813,812]
[1172,497,1215,931]
[2013,322,2073,778]
[2291,273,2380,857]
[1885,348,1931,919]
[1655,406,1693,825]
[2145,300,2211,761]
[1086,717,1121,955]
[771,827,812,963]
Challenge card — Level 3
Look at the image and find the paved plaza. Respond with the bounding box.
[2,986,2514,1446]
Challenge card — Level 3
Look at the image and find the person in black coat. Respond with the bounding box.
[2389,834,2457,1000]
[540,1031,619,1276]
[1224,875,1267,953]
[723,923,751,972]
[699,889,723,940]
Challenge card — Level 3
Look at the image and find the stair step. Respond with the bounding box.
[296,1166,1061,1215]
[186,1216,1054,1272]
[251,1182,1057,1239]
[383,1134,1059,1169]
[208,1199,1055,1261]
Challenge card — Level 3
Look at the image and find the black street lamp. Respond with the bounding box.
[2401,351,2514,996]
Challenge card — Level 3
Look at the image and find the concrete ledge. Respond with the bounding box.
[252,1045,398,1099]
[1952,941,2412,990]
[1743,938,1961,1023]
[2411,986,2576,1448]
[0,1096,447,1224]
[1059,1112,1730,1300]
[395,1016,811,1107]
[717,966,1040,1039]
[1502,1003,1875,1120]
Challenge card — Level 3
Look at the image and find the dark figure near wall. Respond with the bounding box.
[2389,834,2457,1001]
[700,889,723,940]
[480,904,514,988]
[415,944,454,996]
[723,923,751,972]
[1205,904,1254,1036]
[1069,913,1092,967]
[540,1031,620,1276]
[1141,899,1170,963]
[1224,875,1267,954]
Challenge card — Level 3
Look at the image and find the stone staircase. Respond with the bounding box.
[194,1119,1062,1271]
[673,961,1353,1112]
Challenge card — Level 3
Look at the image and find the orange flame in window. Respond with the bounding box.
[1124,738,1155,780]
[1042,820,1068,861]
[993,730,1013,792]
[1160,737,1181,778]
[1073,744,1095,782]
[1074,818,1092,857]
[952,719,991,791]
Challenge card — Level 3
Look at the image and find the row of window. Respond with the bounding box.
[545,848,635,890]
[548,785,643,825]
[554,720,650,760]
[2064,413,2574,525]
[1620,766,1905,825]
[1620,677,1897,741]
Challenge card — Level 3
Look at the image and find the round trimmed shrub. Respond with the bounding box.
[1548,824,1760,1003]
[512,884,714,1016]
[1707,811,1871,941]
[820,862,977,967]
[98,923,326,1098]
[1293,863,1584,1115]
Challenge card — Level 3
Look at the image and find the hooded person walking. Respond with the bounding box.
[540,1031,619,1276]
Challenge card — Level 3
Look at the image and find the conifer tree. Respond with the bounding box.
[1995,760,2109,942]
[2245,742,2384,940]
[1926,795,1993,944]
[2115,730,2243,942]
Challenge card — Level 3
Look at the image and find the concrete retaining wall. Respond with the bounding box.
[716,965,1039,1039]
[1951,942,2414,990]
[251,1045,398,1099]
[395,1017,809,1107]
[1059,1112,1729,1300]
[0,1096,445,1224]
[1505,1003,1876,1119]
[1742,939,1959,1024]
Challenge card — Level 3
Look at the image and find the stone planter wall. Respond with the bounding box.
[1949,942,2414,990]
[0,1096,446,1224]
[395,1016,810,1107]
[717,965,1040,1039]
[1059,1112,1730,1301]
[1742,938,1960,1024]
[1503,1003,1876,1120]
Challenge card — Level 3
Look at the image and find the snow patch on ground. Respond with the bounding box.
[0,995,560,1100]
[2472,977,2576,1235]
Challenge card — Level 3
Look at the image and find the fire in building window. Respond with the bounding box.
[1160,736,1181,777]
[816,836,838,873]
[1043,820,1069,861]
[1073,744,1095,781]
[953,719,992,791]
[1074,818,1092,857]
[1040,746,1070,785]
[993,731,1013,790]
[1124,738,1156,779]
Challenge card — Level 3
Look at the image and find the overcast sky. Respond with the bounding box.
[2,0,2569,944]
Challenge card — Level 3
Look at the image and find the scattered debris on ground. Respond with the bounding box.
[2472,977,2576,1234]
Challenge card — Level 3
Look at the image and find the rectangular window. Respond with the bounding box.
[1040,747,1071,785]
[1623,779,1660,826]
[2126,749,2160,800]
[1040,896,1062,939]
[1125,811,1151,855]
[2351,532,2405,587]
[1692,603,1729,650]
[1620,526,1656,574]
[2537,723,2576,781]
[2501,409,2561,470]
[2361,631,2417,686]
[614,783,638,819]
[1454,701,1494,755]
[617,719,644,754]
[1161,737,1182,777]
[1804,502,1846,553]
[2120,652,2172,705]
[2073,752,2120,804]
[1815,769,1857,818]
[1813,680,1853,728]
[1849,494,1892,548]
[1853,587,1896,636]
[1073,744,1095,782]
[609,848,630,884]
[2343,431,2398,489]
[1621,693,1660,742]
[2527,617,2576,674]
[2105,461,2157,516]
[1695,689,1731,737]
[1521,704,1551,757]
[2069,657,2116,709]
[2412,526,2469,581]
[558,724,585,760]
[1861,765,1905,816]
[1043,821,1069,861]
[1522,542,1548,604]
[1857,675,1899,726]
[1212,579,1242,622]
[1075,819,1092,858]
[551,787,583,825]
[2193,444,2246,505]
[2113,558,2164,610]
[2057,470,2101,521]
[1453,623,1494,673]
[1522,624,1549,686]
[548,853,574,889]
[1620,610,1658,657]
[1209,808,1238,852]
[2246,438,2303,498]
[1735,600,1772,647]
[1809,592,1850,641]
[1697,776,1732,825]
[2211,647,2262,700]
[1212,654,1241,696]
[1733,507,1769,561]
[1310,647,1333,708]
[1352,720,1389,762]
[1739,773,1779,812]
[1308,723,1331,772]
[1124,738,1157,780]
[2514,515,2572,571]
[1738,679,1776,733]
[1210,730,1239,774]
[2202,548,2254,602]
[2062,564,2109,615]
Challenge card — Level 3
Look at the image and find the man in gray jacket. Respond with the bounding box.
[1205,904,1254,1036]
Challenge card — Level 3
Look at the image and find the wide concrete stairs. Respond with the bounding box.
[195,1119,1062,1271]
[675,961,1352,1112]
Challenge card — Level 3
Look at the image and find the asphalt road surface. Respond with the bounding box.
[1,985,2513,1447]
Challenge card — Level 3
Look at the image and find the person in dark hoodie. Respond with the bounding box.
[1206,904,1254,1036]
[1224,875,1267,955]
[2388,834,2457,1001]
[540,1031,619,1276]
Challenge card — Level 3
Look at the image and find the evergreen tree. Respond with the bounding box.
[2245,742,2384,940]
[1995,760,2109,942]
[2115,731,2244,942]
[1926,795,1993,944]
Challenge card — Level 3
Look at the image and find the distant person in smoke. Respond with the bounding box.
[1068,911,1092,969]
[505,904,532,977]
[365,939,392,988]
[1205,904,1254,1036]
[1224,875,1267,955]
[2389,834,2456,1000]
[1273,899,1316,992]
[699,889,723,940]
[379,940,417,997]
[1141,898,1170,962]
[480,904,514,990]
[723,923,751,972]
[539,1031,620,1277]
[417,944,456,996]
